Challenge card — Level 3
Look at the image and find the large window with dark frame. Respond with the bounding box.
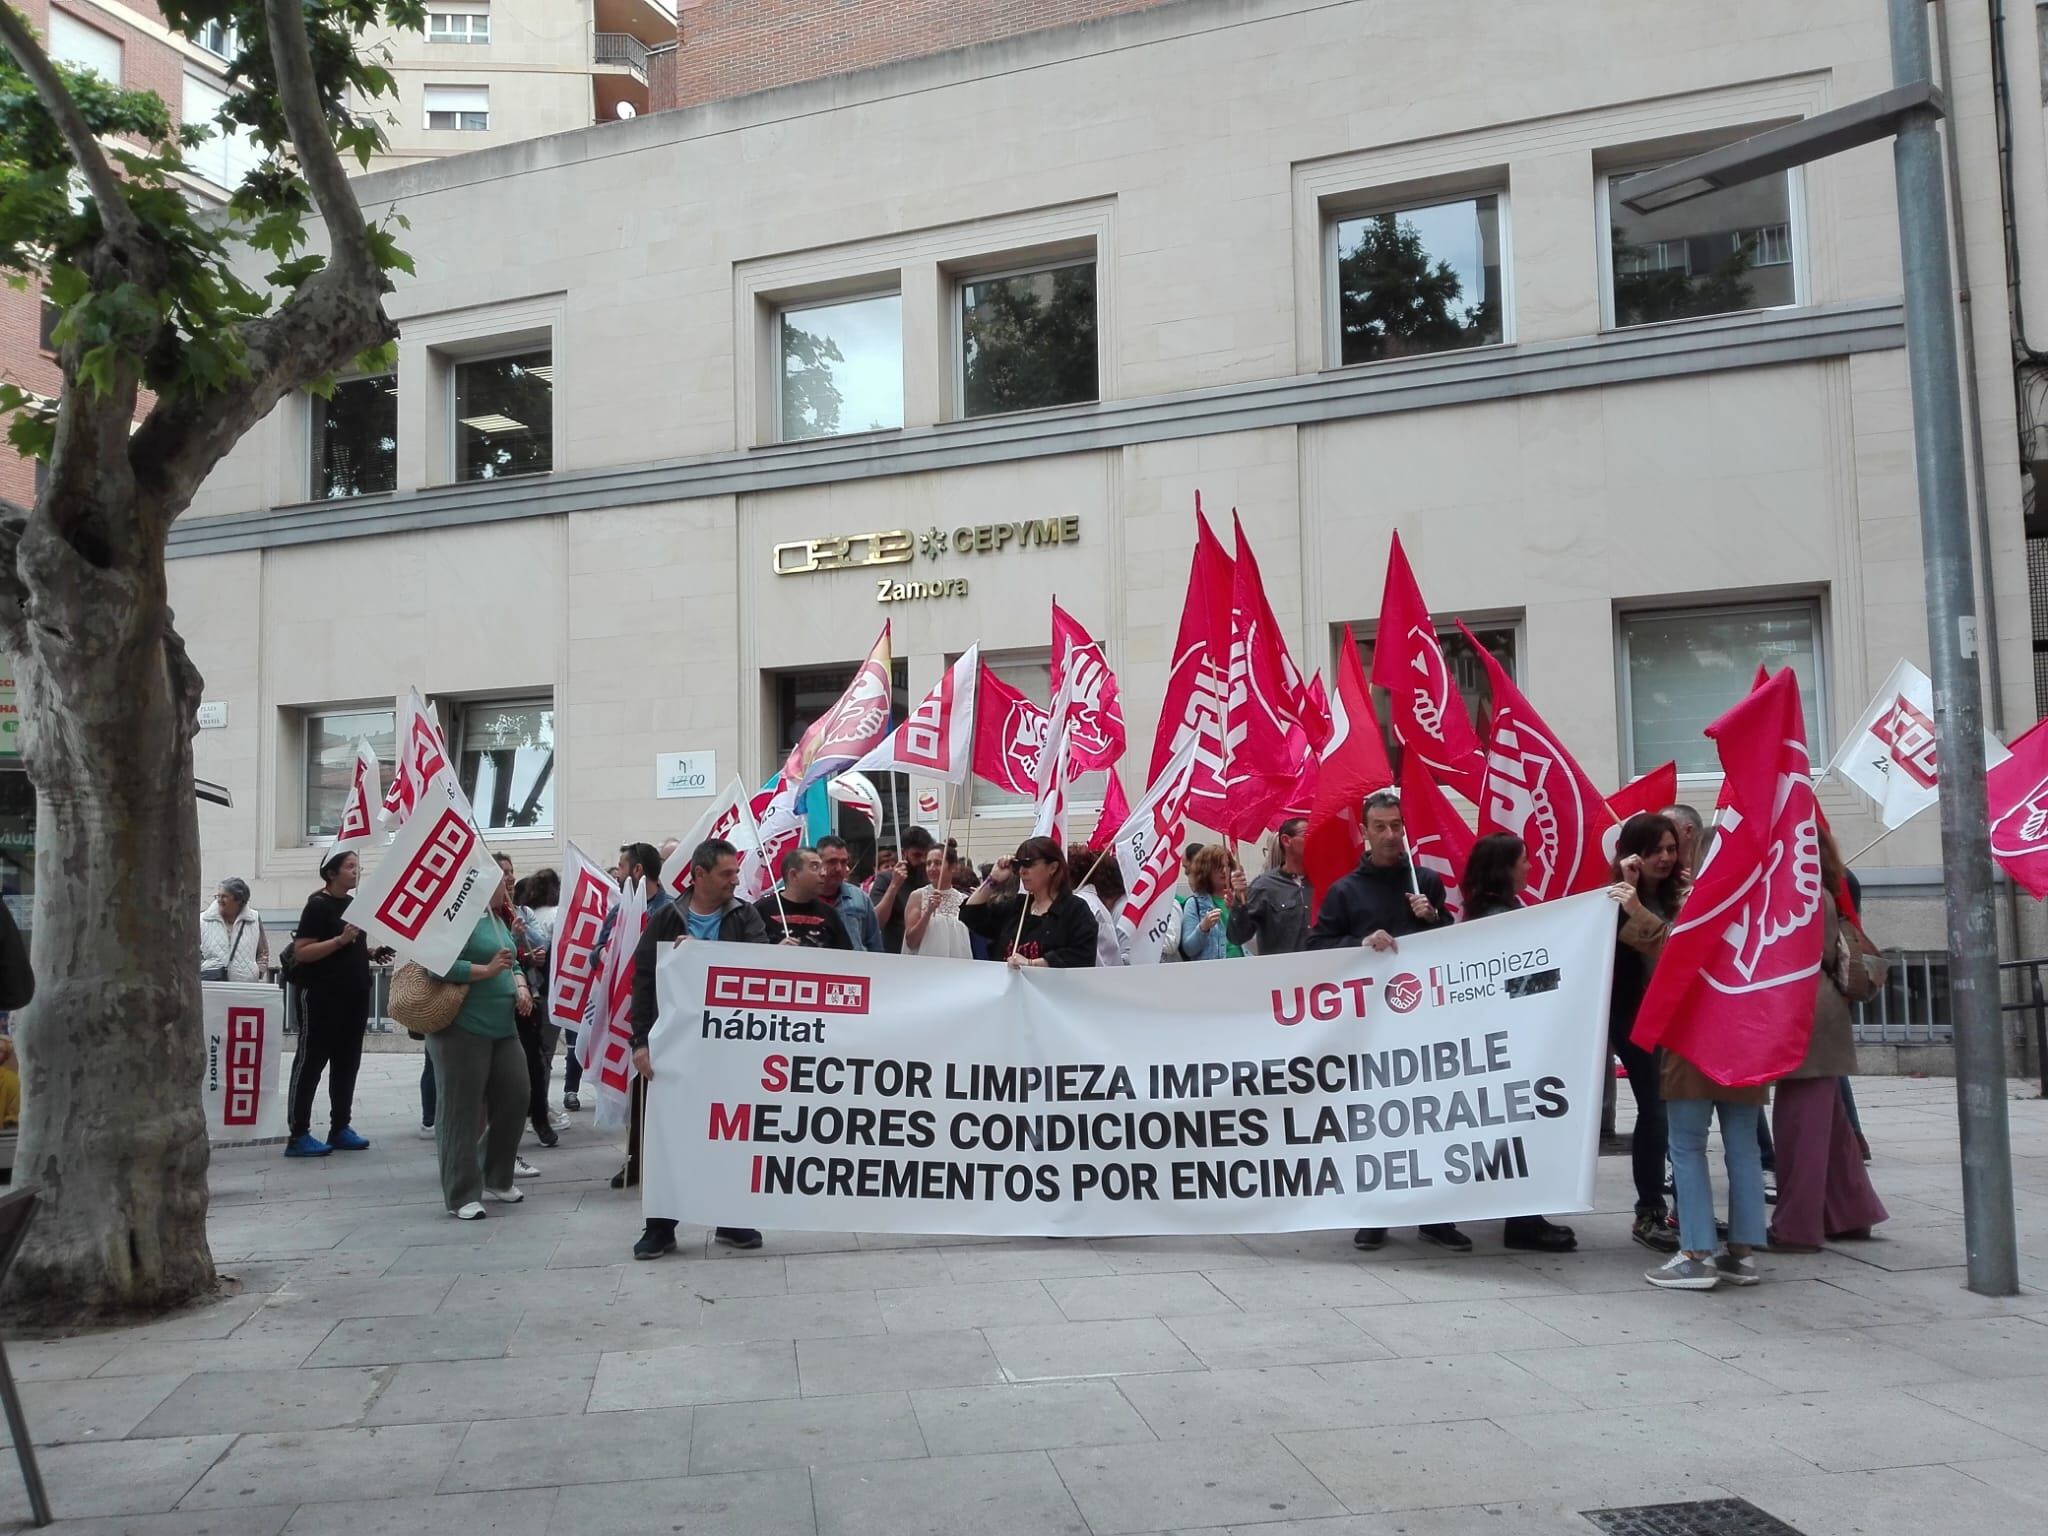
[1331,193,1505,366]
[310,374,397,499]
[959,260,1099,418]
[454,349,552,481]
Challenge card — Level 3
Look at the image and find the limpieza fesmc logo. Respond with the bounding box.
[1428,945,1558,1005]
[701,966,870,1044]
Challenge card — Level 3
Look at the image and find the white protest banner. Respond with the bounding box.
[549,841,615,1032]
[347,775,499,972]
[1831,658,2009,829]
[644,893,1614,1237]
[202,982,286,1141]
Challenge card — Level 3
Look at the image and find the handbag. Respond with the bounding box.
[201,922,245,983]
[1834,922,1888,1004]
[388,961,468,1036]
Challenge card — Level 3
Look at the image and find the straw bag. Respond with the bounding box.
[388,962,467,1036]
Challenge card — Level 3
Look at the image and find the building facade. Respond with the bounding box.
[359,0,678,168]
[165,0,2048,1053]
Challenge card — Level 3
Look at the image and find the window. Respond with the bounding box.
[970,653,1110,814]
[1332,193,1504,366]
[310,375,397,500]
[423,84,490,131]
[454,350,552,481]
[196,20,235,58]
[959,261,1098,418]
[773,663,910,869]
[48,11,122,81]
[1606,166,1798,328]
[304,709,397,841]
[37,298,59,354]
[182,72,263,189]
[1355,624,1517,782]
[455,699,554,833]
[778,293,903,441]
[1620,602,1824,776]
[428,10,491,44]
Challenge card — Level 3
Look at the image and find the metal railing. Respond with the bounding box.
[1852,947,1953,1045]
[593,32,650,76]
[1998,957,2048,1097]
[280,964,398,1037]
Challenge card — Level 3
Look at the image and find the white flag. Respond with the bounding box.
[548,841,615,1032]
[1113,736,1202,965]
[740,779,805,903]
[379,688,467,830]
[1032,670,1077,844]
[331,740,383,858]
[347,775,499,972]
[581,876,646,1132]
[659,777,761,899]
[1830,658,2009,829]
[850,645,980,784]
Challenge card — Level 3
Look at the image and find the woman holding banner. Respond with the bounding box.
[1070,843,1130,968]
[1176,846,1238,962]
[961,837,1098,968]
[1460,833,1578,1254]
[905,842,974,959]
[427,876,534,1220]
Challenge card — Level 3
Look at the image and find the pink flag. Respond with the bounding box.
[1463,621,1615,902]
[1988,716,2048,900]
[1050,604,1126,772]
[1632,670,1825,1086]
[1090,769,1132,849]
[1369,534,1486,802]
[1149,501,1235,829]
[1304,629,1397,907]
[1401,752,1477,921]
[547,840,614,1032]
[1221,513,1308,840]
[781,623,894,795]
[973,663,1050,797]
[852,645,980,783]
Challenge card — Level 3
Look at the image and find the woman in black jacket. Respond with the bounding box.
[960,836,1098,968]
[1459,833,1575,1253]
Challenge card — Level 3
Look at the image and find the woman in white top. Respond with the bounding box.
[200,877,269,981]
[904,842,975,959]
[1070,843,1129,967]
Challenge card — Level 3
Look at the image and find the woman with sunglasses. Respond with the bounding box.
[961,835,1099,968]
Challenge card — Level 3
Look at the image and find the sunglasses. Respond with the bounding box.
[1013,855,1046,868]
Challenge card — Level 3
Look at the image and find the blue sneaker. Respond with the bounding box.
[328,1127,370,1152]
[284,1133,331,1158]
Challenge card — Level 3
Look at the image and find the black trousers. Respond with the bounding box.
[516,1014,550,1130]
[290,989,368,1138]
[1610,1016,1669,1218]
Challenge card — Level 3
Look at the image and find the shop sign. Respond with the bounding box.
[655,750,717,800]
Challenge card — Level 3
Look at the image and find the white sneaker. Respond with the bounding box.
[549,1112,570,1130]
[452,1202,486,1221]
[417,1124,436,1140]
[513,1155,541,1179]
[483,1185,524,1203]
[1645,1252,1721,1291]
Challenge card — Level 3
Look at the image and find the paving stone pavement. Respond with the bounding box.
[2,1058,2045,1535]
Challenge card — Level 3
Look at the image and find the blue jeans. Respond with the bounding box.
[1667,1098,1766,1256]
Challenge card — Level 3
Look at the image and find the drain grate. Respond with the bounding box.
[1582,1499,1807,1535]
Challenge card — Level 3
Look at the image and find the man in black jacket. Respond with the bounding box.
[1307,791,1468,1256]
[629,838,770,1261]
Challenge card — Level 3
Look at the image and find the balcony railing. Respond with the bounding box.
[594,32,650,79]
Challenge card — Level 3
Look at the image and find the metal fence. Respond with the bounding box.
[1852,948,1953,1044]
[280,965,398,1037]
[594,32,650,75]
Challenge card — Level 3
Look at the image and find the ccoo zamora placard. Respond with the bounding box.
[643,893,1616,1236]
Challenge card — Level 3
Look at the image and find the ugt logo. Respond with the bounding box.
[1384,973,1425,1014]
[376,809,476,940]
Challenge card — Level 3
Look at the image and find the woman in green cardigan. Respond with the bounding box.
[427,877,532,1219]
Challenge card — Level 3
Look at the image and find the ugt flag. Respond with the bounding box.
[1050,605,1125,772]
[1370,533,1485,803]
[1149,502,1234,829]
[1632,669,1825,1087]
[1988,716,2048,899]
[1831,658,2010,829]
[973,662,1049,797]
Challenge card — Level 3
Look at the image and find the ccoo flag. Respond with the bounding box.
[852,645,980,784]
[547,841,616,1032]
[1831,658,2010,830]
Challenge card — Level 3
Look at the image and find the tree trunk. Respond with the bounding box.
[1,513,212,1321]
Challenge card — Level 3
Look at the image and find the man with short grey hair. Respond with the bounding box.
[1663,804,1707,876]
[1227,817,1312,956]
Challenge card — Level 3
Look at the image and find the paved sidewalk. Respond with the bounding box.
[2,1058,2044,1535]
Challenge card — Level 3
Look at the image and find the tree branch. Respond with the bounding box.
[0,4,146,254]
[262,0,379,283]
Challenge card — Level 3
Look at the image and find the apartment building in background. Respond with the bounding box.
[360,0,679,168]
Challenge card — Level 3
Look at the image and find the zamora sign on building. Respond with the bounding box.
[774,517,1084,601]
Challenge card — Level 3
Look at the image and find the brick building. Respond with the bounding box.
[0,1,243,507]
[650,0,1190,110]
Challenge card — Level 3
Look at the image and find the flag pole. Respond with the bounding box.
[1401,831,1423,897]
[1846,823,1903,864]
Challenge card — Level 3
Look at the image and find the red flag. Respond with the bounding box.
[1300,672,1334,754]
[1608,762,1678,824]
[973,663,1049,797]
[1221,514,1308,839]
[1463,620,1614,901]
[1050,603,1126,772]
[1150,501,1235,828]
[1632,669,1825,1086]
[1989,716,2048,900]
[1304,628,1396,904]
[1401,751,1477,921]
[1369,533,1486,802]
[1090,768,1132,849]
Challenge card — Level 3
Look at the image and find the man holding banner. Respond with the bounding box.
[1307,790,1465,1254]
[630,837,770,1260]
